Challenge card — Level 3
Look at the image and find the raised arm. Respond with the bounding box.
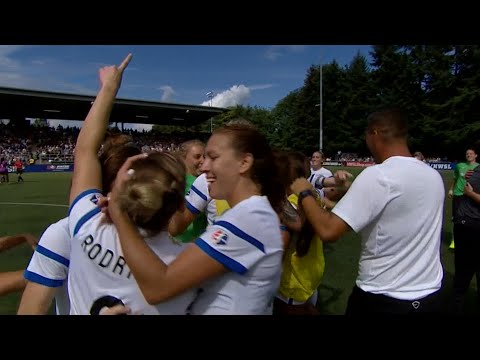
[69,54,132,205]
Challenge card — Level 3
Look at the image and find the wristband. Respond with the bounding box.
[298,189,316,202]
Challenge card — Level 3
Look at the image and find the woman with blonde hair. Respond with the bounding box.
[66,54,196,314]
[173,139,209,243]
[18,133,142,315]
[104,121,286,314]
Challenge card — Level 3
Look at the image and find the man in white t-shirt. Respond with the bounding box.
[291,107,445,315]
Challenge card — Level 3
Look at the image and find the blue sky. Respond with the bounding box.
[0,45,372,129]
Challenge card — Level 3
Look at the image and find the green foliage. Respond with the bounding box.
[266,45,480,159]
[152,45,480,160]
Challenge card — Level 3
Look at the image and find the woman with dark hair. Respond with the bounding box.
[105,122,286,314]
[274,151,325,315]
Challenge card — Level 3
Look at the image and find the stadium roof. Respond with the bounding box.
[0,87,228,127]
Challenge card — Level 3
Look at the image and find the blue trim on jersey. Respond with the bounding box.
[215,220,265,253]
[190,185,208,201]
[185,199,201,214]
[35,244,70,267]
[24,270,64,287]
[73,207,101,236]
[195,238,247,274]
[308,174,315,182]
[68,188,102,216]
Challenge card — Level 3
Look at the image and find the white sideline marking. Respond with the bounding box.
[0,202,68,208]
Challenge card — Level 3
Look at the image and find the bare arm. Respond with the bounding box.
[322,170,353,188]
[0,270,26,296]
[291,178,350,242]
[17,282,57,315]
[281,227,291,252]
[69,54,132,205]
[105,155,227,304]
[113,211,226,304]
[0,234,37,252]
[168,207,197,236]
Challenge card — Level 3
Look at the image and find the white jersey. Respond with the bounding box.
[190,195,283,315]
[308,167,333,194]
[68,189,197,315]
[332,156,444,300]
[24,217,71,315]
[186,172,217,225]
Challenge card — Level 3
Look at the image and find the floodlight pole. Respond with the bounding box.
[206,91,214,133]
[319,60,323,152]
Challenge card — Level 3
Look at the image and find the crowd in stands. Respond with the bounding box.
[0,121,453,168]
[0,122,203,166]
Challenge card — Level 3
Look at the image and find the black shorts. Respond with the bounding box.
[16,168,23,175]
[452,195,463,218]
[345,285,443,315]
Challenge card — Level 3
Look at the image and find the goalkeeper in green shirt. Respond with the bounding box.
[448,148,478,249]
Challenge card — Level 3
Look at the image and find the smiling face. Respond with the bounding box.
[311,151,323,170]
[466,149,477,164]
[201,133,248,201]
[184,144,205,176]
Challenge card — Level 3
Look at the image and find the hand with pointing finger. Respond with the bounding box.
[99,53,133,92]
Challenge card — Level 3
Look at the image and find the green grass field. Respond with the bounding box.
[0,169,478,315]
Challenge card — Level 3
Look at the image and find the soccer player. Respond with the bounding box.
[308,151,333,195]
[105,122,286,314]
[0,157,8,183]
[17,131,142,315]
[14,158,24,183]
[18,217,71,314]
[275,151,325,315]
[173,140,209,243]
[0,234,37,296]
[57,54,196,315]
[448,148,479,249]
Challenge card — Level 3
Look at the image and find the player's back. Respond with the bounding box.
[355,156,444,299]
[68,192,197,315]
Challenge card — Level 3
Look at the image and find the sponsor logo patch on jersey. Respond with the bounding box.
[211,229,228,245]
